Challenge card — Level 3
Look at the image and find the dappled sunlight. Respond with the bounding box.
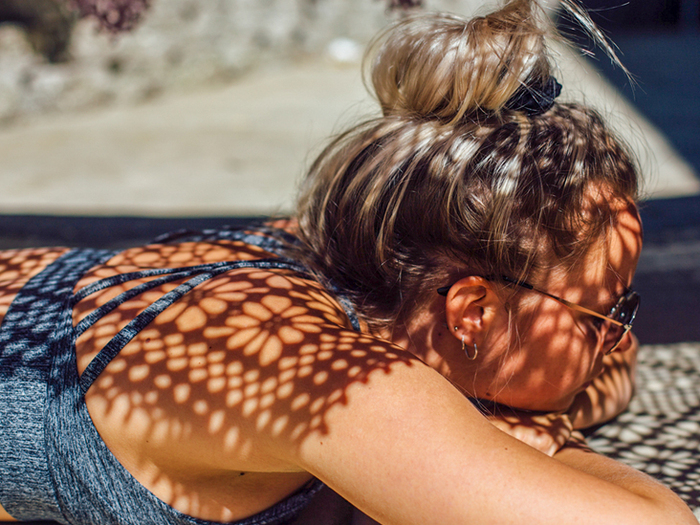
[0,211,646,520]
[66,237,412,519]
[0,248,69,317]
[477,205,643,413]
[569,345,636,429]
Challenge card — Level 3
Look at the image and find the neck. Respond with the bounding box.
[386,309,456,376]
[382,303,481,399]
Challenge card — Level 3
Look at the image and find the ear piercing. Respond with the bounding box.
[459,333,478,360]
[468,340,478,360]
[455,326,478,360]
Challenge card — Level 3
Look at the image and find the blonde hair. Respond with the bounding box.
[294,0,638,329]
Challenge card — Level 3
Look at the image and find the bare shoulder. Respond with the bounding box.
[77,252,420,453]
[75,242,424,519]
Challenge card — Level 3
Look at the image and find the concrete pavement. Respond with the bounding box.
[0,51,697,218]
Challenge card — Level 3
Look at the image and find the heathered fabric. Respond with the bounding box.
[0,228,349,525]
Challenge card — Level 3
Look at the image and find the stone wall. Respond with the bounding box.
[0,0,507,123]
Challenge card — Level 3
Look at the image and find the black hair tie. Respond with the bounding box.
[505,77,562,116]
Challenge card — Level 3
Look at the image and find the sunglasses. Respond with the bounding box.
[437,275,640,355]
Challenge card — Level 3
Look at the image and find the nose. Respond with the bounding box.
[612,331,637,354]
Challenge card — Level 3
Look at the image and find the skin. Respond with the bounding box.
[394,200,642,413]
[0,206,697,524]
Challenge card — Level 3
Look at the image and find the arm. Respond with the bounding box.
[287,358,697,525]
[484,405,574,457]
[568,335,638,429]
[483,335,639,456]
[0,505,16,522]
[554,442,697,523]
[118,269,685,525]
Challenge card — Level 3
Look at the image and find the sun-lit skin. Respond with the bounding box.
[0,207,655,524]
[390,201,643,413]
[0,237,419,522]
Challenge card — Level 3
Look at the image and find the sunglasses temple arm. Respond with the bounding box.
[502,276,627,329]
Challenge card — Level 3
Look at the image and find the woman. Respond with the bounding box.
[0,1,697,524]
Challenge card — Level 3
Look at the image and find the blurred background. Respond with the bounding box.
[0,0,698,343]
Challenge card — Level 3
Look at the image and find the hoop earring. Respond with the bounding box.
[462,336,478,360]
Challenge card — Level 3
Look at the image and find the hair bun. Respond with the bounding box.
[366,1,552,122]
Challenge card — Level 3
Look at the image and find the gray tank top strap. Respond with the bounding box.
[75,257,310,395]
[1,231,359,525]
[151,226,362,331]
[151,224,299,258]
[73,226,360,396]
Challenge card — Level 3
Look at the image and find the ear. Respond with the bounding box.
[443,276,502,346]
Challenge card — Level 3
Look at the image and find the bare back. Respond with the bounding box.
[54,239,410,522]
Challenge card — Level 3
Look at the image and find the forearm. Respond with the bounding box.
[568,335,638,429]
[554,441,698,524]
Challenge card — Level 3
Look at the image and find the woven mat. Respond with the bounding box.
[587,343,700,512]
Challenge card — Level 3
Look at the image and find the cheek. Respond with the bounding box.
[485,309,598,410]
[530,294,601,351]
